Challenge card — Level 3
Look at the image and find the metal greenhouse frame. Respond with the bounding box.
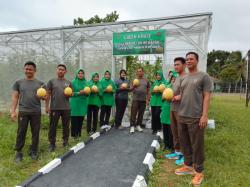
[0,12,212,110]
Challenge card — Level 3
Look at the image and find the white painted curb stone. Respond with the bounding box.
[70,142,85,153]
[90,132,100,140]
[132,175,147,187]
[143,153,155,172]
[151,140,160,150]
[38,158,61,174]
[156,131,163,140]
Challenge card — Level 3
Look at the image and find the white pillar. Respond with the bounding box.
[122,57,127,70]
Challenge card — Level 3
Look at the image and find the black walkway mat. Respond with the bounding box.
[29,128,155,187]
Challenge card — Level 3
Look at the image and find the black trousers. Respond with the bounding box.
[100,105,112,127]
[15,112,41,153]
[48,110,70,146]
[71,116,84,137]
[87,105,99,133]
[162,124,174,150]
[115,98,128,128]
[130,100,146,127]
[151,106,162,132]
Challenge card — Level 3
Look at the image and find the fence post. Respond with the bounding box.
[246,50,250,107]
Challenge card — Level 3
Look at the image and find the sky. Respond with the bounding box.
[0,0,249,55]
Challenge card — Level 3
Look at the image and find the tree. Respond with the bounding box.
[220,65,239,83]
[73,11,119,25]
[224,51,242,65]
[207,50,230,78]
[126,56,163,83]
[220,65,239,93]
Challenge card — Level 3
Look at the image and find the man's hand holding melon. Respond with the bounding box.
[36,87,47,100]
[64,86,73,97]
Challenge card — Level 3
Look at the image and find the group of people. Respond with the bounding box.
[11,51,212,186]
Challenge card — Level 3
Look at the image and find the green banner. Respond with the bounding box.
[113,30,166,55]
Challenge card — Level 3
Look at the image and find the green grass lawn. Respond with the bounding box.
[0,95,249,186]
[0,114,89,187]
[148,94,250,187]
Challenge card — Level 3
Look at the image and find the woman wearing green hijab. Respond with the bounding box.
[160,70,178,150]
[100,70,116,129]
[70,69,88,138]
[87,73,102,134]
[150,70,165,134]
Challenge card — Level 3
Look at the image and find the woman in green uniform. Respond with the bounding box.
[160,72,178,150]
[87,73,102,134]
[70,69,88,138]
[150,71,165,134]
[100,71,116,129]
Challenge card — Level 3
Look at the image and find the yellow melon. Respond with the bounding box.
[153,85,160,93]
[162,88,174,101]
[121,83,128,89]
[83,86,91,95]
[37,87,46,97]
[133,79,140,86]
[64,87,73,96]
[159,84,166,93]
[91,85,98,93]
[106,85,113,92]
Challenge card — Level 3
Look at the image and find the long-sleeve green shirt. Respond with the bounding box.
[70,69,88,116]
[100,72,116,106]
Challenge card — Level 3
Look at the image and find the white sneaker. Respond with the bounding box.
[130,126,135,133]
[118,125,124,130]
[136,125,143,132]
[100,125,106,130]
[106,125,111,130]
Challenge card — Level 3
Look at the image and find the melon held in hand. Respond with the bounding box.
[133,79,140,86]
[159,84,166,93]
[121,83,128,89]
[91,85,98,93]
[153,85,160,93]
[106,85,113,92]
[162,88,174,101]
[83,87,91,95]
[64,87,73,96]
[37,87,46,97]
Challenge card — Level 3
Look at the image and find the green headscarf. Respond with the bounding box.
[88,72,102,106]
[151,70,166,89]
[71,69,87,96]
[89,72,99,86]
[170,70,178,78]
[100,70,115,89]
[72,69,86,84]
[156,70,166,83]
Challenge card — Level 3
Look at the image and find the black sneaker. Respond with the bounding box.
[15,152,23,162]
[152,130,157,135]
[49,144,56,152]
[30,152,38,160]
[63,142,69,147]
